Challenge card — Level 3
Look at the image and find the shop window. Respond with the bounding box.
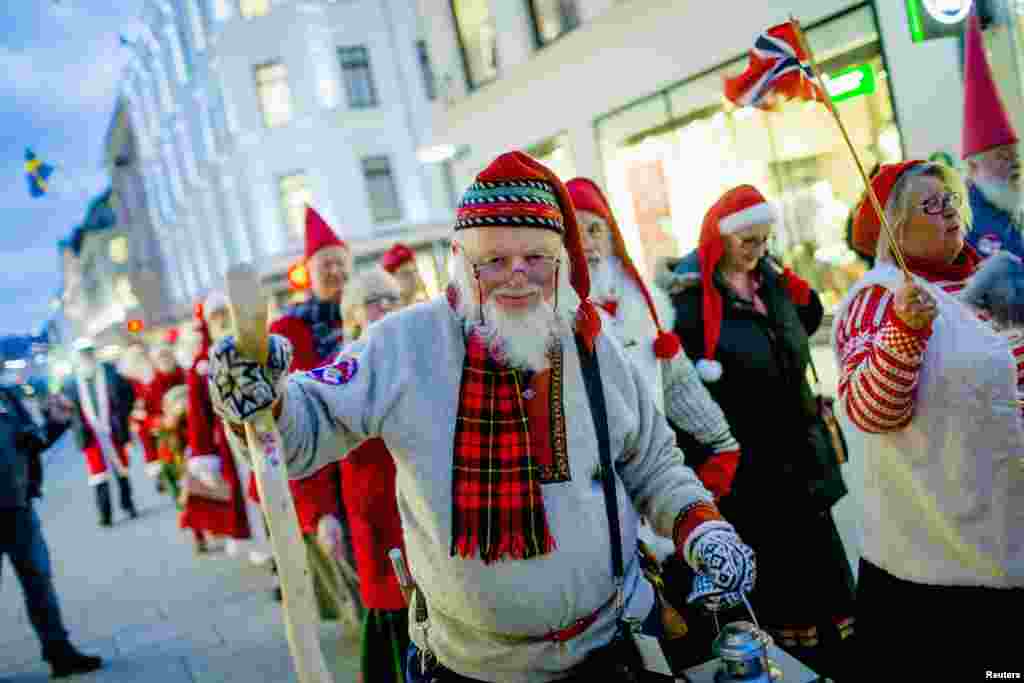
[240,0,269,18]
[255,61,292,128]
[451,0,498,89]
[596,6,902,311]
[417,40,437,100]
[529,0,581,46]
[278,172,311,239]
[362,156,403,223]
[338,46,379,109]
[109,236,129,265]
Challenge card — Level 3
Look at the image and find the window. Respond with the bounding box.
[109,236,129,264]
[278,173,312,239]
[416,40,436,100]
[187,0,207,52]
[450,0,498,89]
[595,6,901,311]
[338,46,379,108]
[239,0,269,18]
[166,24,189,82]
[362,156,403,223]
[254,61,293,128]
[529,0,580,46]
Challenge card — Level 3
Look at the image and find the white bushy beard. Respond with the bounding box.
[975,176,1023,216]
[449,246,578,372]
[589,255,626,303]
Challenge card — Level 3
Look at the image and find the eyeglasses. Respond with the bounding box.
[919,192,962,215]
[364,294,399,308]
[470,254,560,285]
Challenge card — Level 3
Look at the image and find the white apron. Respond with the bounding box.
[833,264,1024,587]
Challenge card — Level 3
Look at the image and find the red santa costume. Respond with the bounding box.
[120,349,162,481]
[179,306,252,546]
[263,206,362,625]
[143,336,186,497]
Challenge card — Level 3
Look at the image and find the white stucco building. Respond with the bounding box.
[119,0,454,316]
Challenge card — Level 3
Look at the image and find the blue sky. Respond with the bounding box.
[0,1,142,337]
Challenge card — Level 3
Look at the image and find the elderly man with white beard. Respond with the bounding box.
[962,11,1024,259]
[208,152,755,683]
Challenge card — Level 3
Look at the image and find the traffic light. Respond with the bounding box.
[287,261,310,290]
[126,318,144,334]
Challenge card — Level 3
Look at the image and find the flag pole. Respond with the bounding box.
[789,15,912,280]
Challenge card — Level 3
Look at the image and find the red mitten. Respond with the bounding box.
[695,450,740,500]
[781,267,812,306]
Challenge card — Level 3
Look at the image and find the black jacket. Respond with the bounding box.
[664,253,824,519]
[62,363,135,452]
[0,386,52,509]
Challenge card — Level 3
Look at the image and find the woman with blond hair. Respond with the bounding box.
[834,160,1024,676]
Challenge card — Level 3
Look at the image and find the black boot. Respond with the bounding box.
[43,640,102,678]
[95,482,112,527]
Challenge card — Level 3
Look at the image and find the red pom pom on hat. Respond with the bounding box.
[653,330,682,360]
[380,243,415,273]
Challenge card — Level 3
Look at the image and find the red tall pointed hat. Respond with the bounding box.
[304,206,347,260]
[566,177,681,360]
[962,12,1018,159]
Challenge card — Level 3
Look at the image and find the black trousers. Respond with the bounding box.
[857,558,1024,679]
[94,475,135,524]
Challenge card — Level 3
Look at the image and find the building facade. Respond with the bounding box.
[417,0,1024,312]
[119,0,455,316]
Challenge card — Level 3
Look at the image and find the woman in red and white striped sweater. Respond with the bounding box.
[834,160,1023,677]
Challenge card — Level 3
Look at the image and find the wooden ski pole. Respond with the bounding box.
[789,15,913,281]
[225,263,333,683]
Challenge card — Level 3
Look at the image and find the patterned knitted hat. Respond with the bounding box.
[455,152,601,347]
[305,206,347,261]
[566,177,682,360]
[380,243,415,273]
[697,185,778,383]
[851,160,925,257]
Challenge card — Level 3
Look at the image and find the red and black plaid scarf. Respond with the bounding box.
[451,331,556,564]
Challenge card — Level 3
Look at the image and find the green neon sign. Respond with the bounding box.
[825,63,876,103]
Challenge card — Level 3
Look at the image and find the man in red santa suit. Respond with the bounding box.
[62,341,138,527]
[180,299,252,556]
[264,205,362,623]
[144,337,187,501]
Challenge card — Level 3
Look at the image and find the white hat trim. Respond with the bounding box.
[718,202,777,235]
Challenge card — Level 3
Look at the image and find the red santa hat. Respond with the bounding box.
[962,11,1019,159]
[380,243,415,273]
[566,177,681,360]
[851,160,925,257]
[455,151,601,348]
[304,206,347,261]
[696,185,779,383]
[163,328,179,345]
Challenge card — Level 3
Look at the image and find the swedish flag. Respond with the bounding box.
[25,148,54,198]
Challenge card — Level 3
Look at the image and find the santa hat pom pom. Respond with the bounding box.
[696,359,723,383]
[574,303,603,348]
[653,331,682,360]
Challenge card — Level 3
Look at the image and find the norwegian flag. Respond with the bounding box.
[724,22,826,109]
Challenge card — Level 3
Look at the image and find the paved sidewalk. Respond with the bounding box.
[0,436,360,682]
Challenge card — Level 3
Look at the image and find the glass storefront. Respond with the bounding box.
[596,5,903,312]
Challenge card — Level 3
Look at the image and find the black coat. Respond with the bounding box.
[62,363,135,452]
[667,255,826,518]
[0,386,52,509]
